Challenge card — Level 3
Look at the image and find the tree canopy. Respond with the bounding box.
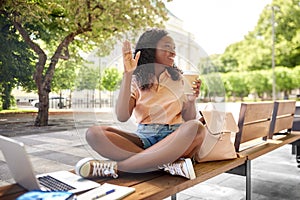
[205,0,300,101]
[216,0,300,72]
[0,14,35,109]
[1,0,169,125]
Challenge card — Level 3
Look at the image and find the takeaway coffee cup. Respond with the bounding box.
[183,71,199,94]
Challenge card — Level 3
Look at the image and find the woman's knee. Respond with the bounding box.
[182,120,206,140]
[188,120,206,143]
[86,126,108,143]
[184,120,205,132]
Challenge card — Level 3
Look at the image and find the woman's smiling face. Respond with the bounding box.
[155,35,176,67]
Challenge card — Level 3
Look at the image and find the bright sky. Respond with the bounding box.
[166,0,272,55]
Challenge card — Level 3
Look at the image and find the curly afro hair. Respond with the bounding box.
[133,28,182,90]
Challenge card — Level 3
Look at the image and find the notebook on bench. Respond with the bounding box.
[0,135,100,193]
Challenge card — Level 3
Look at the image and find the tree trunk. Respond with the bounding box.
[13,16,89,126]
[283,90,289,100]
[59,91,63,109]
[35,90,50,126]
[92,90,95,108]
[2,83,13,110]
[110,91,113,108]
[240,95,244,102]
[86,91,89,108]
[99,89,102,108]
[68,91,72,108]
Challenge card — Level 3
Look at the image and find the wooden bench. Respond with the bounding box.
[228,100,300,200]
[1,101,300,200]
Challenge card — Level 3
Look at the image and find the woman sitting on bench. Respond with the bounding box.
[75,28,206,180]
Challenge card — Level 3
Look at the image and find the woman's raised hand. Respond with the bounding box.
[122,40,140,73]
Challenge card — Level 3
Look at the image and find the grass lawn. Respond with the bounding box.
[0,108,37,114]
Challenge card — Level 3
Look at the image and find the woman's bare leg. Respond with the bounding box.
[117,120,205,172]
[86,126,144,161]
[86,120,205,173]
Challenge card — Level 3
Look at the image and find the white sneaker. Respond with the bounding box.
[159,158,196,180]
[75,157,118,179]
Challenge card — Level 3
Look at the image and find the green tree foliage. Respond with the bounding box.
[219,42,241,72]
[201,55,225,74]
[221,67,299,101]
[270,0,300,67]
[212,0,299,101]
[101,67,122,107]
[245,70,272,100]
[219,0,299,72]
[101,67,122,92]
[275,66,296,98]
[201,73,226,102]
[222,72,249,101]
[51,57,81,108]
[0,14,35,109]
[1,0,169,125]
[52,55,82,93]
[74,66,99,108]
[293,65,300,92]
[75,67,99,91]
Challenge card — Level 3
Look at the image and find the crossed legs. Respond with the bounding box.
[85,120,206,173]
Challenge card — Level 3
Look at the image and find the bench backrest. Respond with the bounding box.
[268,100,296,138]
[234,102,274,152]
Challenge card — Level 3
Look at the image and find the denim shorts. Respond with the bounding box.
[136,124,181,149]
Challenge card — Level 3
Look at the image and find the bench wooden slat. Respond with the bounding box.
[241,121,271,142]
[243,102,273,123]
[124,175,187,200]
[0,193,23,200]
[235,102,274,151]
[0,184,24,199]
[269,100,296,137]
[273,116,294,133]
[275,100,296,116]
[104,170,166,187]
[122,157,246,200]
[194,158,246,180]
[0,171,167,199]
[238,132,300,160]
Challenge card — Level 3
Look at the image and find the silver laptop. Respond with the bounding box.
[0,135,100,193]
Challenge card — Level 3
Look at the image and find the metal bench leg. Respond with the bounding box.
[246,160,251,200]
[292,144,295,155]
[296,144,300,167]
[291,140,300,167]
[171,194,177,200]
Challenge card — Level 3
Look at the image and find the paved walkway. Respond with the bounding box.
[0,107,300,200]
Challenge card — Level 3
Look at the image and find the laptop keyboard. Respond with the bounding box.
[38,175,76,191]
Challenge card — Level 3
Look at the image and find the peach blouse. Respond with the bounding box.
[131,70,187,125]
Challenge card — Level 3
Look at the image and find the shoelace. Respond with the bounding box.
[163,163,185,177]
[92,162,118,178]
